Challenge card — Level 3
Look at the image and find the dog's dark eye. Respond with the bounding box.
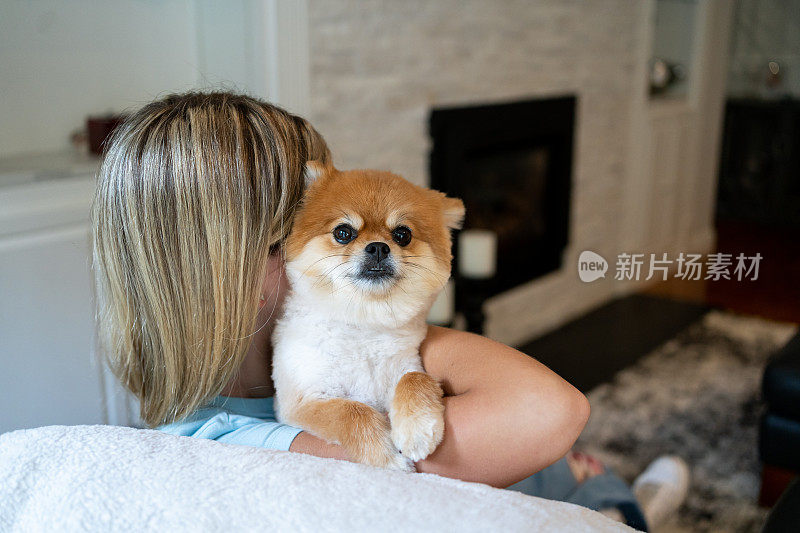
[391,226,412,247]
[333,224,357,244]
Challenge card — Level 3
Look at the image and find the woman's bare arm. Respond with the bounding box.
[290,326,589,487]
[289,430,351,461]
[415,326,589,487]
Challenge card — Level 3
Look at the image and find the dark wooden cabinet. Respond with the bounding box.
[717,98,800,228]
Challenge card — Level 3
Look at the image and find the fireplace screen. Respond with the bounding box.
[429,96,575,295]
[462,145,549,241]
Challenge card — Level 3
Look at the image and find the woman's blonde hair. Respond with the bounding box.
[92,92,330,426]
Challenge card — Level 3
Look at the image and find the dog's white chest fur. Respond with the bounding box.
[272,295,428,418]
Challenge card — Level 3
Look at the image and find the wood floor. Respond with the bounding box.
[646,219,800,325]
[519,294,708,392]
[520,218,799,392]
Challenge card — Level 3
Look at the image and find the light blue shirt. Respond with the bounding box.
[157,396,303,451]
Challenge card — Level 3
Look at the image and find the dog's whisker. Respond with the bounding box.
[401,261,448,284]
[313,262,351,288]
[300,253,353,277]
[384,299,398,326]
[402,254,451,265]
[328,272,356,295]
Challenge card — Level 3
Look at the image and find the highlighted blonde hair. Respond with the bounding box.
[92,92,330,426]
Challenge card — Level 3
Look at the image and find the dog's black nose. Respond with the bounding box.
[365,241,391,262]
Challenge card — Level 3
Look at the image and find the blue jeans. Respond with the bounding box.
[506,457,648,531]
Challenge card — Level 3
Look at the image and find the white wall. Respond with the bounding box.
[727,0,800,98]
[622,0,733,266]
[0,0,284,158]
[0,0,309,430]
[651,0,699,98]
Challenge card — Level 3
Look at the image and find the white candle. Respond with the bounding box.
[458,229,497,278]
[427,280,455,325]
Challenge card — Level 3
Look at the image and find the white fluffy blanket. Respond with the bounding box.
[0,425,629,532]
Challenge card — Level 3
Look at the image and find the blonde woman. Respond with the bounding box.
[94,92,682,530]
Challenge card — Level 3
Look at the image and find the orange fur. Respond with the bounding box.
[390,371,445,460]
[392,372,444,424]
[391,372,444,422]
[286,165,464,267]
[291,398,397,467]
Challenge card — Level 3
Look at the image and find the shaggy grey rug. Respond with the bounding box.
[576,311,798,533]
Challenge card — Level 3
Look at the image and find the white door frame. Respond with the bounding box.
[263,0,312,116]
[618,0,734,294]
[193,0,311,116]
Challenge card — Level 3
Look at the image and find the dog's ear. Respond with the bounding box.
[304,160,335,187]
[442,196,465,230]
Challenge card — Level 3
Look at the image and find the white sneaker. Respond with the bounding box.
[632,455,690,529]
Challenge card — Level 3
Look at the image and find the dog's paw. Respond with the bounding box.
[385,451,416,472]
[390,402,444,462]
[350,424,415,472]
[358,440,415,472]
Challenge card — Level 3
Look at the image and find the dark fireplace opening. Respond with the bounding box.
[429,96,576,298]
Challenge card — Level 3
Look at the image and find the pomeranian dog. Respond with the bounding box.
[272,162,464,470]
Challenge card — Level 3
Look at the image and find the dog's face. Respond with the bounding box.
[284,163,464,326]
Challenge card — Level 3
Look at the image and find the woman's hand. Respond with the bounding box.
[414,326,589,487]
[289,326,589,488]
